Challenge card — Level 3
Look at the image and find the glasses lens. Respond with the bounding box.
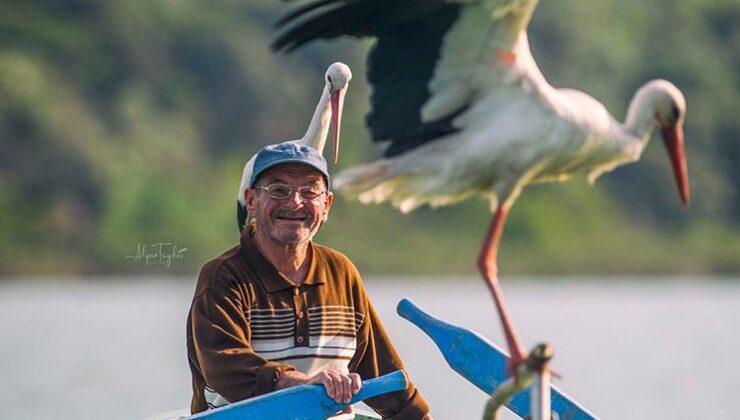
[268,185,291,199]
[299,187,325,200]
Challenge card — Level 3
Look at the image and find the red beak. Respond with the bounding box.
[330,88,345,164]
[662,125,690,208]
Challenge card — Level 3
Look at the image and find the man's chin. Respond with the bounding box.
[272,229,314,246]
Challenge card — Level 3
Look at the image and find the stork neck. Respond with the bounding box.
[301,86,332,152]
[624,92,657,146]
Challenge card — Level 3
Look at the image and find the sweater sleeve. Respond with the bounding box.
[348,270,430,419]
[190,267,295,404]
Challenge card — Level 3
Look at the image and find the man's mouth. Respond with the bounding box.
[274,212,311,222]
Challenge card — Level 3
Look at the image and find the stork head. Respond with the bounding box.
[629,80,689,208]
[325,62,352,164]
[650,80,689,208]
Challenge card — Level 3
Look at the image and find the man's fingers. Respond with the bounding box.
[350,373,362,395]
[326,370,343,402]
[340,373,352,403]
[310,369,361,404]
[314,372,336,401]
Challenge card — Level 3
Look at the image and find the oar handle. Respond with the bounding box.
[397,298,444,335]
[351,369,408,404]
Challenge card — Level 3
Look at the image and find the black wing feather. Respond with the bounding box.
[274,0,467,157]
[273,0,339,29]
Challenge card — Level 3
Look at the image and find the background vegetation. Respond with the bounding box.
[1,0,738,277]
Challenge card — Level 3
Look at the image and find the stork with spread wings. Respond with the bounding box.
[273,0,689,370]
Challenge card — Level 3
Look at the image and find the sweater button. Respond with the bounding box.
[297,336,304,344]
[297,310,304,319]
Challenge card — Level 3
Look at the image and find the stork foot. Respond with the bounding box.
[506,350,527,378]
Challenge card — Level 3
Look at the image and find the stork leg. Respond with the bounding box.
[476,205,528,374]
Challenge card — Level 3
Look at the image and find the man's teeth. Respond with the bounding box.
[277,215,308,220]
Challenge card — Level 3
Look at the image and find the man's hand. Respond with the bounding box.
[307,369,361,405]
[276,369,362,405]
[421,413,434,420]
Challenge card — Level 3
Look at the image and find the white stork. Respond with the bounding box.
[273,0,689,370]
[237,62,352,231]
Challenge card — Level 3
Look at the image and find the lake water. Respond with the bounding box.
[1,277,738,419]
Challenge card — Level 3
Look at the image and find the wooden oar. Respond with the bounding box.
[187,370,407,420]
[397,299,598,420]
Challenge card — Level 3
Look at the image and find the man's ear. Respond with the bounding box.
[245,188,255,213]
[322,192,334,222]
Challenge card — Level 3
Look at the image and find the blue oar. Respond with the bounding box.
[397,299,598,420]
[187,370,407,420]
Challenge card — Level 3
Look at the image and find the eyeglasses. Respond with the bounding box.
[254,183,328,201]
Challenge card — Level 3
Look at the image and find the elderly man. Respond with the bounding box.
[186,143,431,419]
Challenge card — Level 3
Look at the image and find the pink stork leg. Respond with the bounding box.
[476,205,527,374]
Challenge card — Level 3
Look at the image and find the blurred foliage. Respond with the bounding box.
[0,0,738,277]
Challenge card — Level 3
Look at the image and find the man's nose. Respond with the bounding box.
[285,191,304,207]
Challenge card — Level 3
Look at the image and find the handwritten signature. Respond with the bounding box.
[126,243,188,268]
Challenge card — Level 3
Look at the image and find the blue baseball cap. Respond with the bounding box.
[249,143,330,188]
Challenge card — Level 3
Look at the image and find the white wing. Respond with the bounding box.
[422,0,543,122]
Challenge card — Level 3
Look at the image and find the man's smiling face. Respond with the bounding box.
[246,163,333,247]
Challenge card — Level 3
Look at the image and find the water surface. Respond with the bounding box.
[0,277,738,419]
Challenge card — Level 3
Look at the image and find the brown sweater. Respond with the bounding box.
[186,228,429,418]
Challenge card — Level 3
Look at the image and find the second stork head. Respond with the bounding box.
[325,62,352,164]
